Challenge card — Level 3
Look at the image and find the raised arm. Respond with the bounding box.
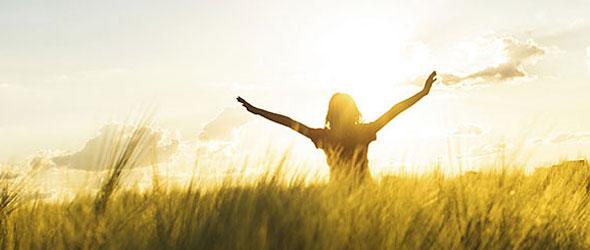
[237,96,316,139]
[371,71,437,132]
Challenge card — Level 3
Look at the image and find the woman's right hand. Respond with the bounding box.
[237,96,259,114]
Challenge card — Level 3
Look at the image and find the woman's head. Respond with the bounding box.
[325,93,362,129]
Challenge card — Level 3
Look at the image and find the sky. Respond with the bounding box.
[1,0,590,184]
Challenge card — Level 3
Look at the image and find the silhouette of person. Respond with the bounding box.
[238,71,437,185]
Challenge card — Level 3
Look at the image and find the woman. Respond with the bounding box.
[237,71,437,184]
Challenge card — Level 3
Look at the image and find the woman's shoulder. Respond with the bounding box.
[358,122,376,131]
[358,123,377,142]
[308,128,327,148]
[308,127,327,136]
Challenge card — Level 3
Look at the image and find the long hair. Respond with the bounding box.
[325,93,362,129]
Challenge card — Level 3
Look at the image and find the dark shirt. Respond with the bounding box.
[308,124,377,183]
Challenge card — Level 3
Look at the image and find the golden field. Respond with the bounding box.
[1,123,590,250]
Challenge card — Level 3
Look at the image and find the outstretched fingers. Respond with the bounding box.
[419,71,436,95]
[428,70,438,84]
[236,96,258,114]
[237,96,251,108]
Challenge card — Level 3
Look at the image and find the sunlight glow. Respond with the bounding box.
[313,17,411,87]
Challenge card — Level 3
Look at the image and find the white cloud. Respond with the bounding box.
[28,150,60,170]
[451,124,484,137]
[199,107,253,142]
[47,124,179,171]
[471,143,507,157]
[528,131,590,145]
[526,138,546,146]
[436,37,547,87]
[457,143,511,159]
[549,131,590,144]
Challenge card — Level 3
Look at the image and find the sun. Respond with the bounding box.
[313,17,413,80]
[309,16,426,118]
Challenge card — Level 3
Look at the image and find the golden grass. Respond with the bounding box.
[2,121,590,249]
[1,160,590,249]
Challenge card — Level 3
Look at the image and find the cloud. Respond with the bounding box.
[199,107,252,141]
[470,143,508,157]
[549,131,590,144]
[441,37,547,87]
[451,124,484,136]
[526,138,546,146]
[48,124,179,171]
[28,151,59,171]
[526,131,590,145]
[457,143,511,159]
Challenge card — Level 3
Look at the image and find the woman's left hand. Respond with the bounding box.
[423,71,437,94]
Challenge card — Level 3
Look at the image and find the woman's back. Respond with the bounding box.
[308,124,377,183]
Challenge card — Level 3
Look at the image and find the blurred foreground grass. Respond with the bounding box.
[2,160,590,249]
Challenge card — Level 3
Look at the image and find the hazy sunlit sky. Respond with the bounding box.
[1,0,590,175]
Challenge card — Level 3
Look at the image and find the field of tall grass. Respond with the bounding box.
[2,121,590,249]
